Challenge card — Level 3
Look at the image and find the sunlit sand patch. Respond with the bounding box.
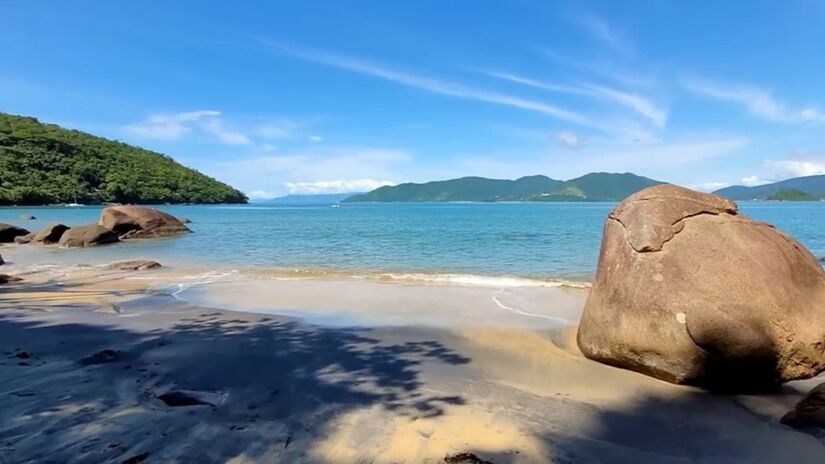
[312,404,549,463]
[456,326,681,406]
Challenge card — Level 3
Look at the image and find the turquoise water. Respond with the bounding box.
[2,202,824,282]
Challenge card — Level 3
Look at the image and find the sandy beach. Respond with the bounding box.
[2,258,825,464]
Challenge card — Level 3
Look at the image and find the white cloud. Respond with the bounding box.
[684,77,824,124]
[741,175,769,187]
[286,179,393,194]
[308,135,323,142]
[264,41,590,126]
[691,181,729,192]
[125,110,220,140]
[200,118,250,145]
[205,147,413,196]
[125,110,251,145]
[763,160,825,178]
[556,131,582,149]
[247,189,278,200]
[124,112,320,146]
[253,120,303,139]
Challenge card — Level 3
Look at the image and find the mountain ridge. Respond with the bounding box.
[713,175,825,201]
[345,172,662,202]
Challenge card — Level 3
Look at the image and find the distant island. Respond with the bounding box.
[0,112,247,205]
[714,175,825,201]
[258,193,363,205]
[344,172,662,202]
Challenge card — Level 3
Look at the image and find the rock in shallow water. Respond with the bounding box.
[0,223,30,242]
[32,223,70,245]
[577,184,825,391]
[782,383,825,428]
[14,233,34,244]
[99,205,190,239]
[58,224,119,247]
[104,260,161,271]
[0,274,23,284]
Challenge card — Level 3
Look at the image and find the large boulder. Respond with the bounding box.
[577,184,825,391]
[58,224,119,248]
[0,223,30,242]
[99,206,190,239]
[32,223,70,245]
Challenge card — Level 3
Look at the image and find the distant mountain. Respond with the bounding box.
[0,112,247,205]
[714,175,825,201]
[345,172,662,202]
[259,192,361,205]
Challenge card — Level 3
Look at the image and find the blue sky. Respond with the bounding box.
[3,1,825,198]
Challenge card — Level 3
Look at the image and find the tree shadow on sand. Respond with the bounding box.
[448,379,825,464]
[0,285,472,463]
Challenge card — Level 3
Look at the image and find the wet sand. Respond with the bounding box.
[1,265,825,463]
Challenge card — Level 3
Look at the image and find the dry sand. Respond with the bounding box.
[1,266,825,463]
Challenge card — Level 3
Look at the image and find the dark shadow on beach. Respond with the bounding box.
[0,284,472,463]
[448,383,825,464]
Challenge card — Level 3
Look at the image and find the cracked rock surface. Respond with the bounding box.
[577,184,825,391]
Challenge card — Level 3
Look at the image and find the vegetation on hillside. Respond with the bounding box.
[714,174,825,201]
[345,172,662,202]
[0,112,247,205]
[766,189,818,201]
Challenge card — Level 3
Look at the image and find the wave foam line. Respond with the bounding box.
[491,295,570,323]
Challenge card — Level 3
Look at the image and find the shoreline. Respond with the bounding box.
[2,265,825,462]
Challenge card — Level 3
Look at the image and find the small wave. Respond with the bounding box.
[147,270,240,299]
[234,267,590,288]
[491,295,570,322]
[374,273,590,288]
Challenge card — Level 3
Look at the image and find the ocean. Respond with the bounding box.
[2,202,824,285]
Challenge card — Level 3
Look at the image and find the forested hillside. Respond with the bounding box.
[0,113,247,205]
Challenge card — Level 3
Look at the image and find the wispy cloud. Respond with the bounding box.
[475,70,584,94]
[578,83,667,127]
[479,70,666,127]
[538,48,654,87]
[125,112,320,146]
[575,15,635,57]
[684,77,824,124]
[125,110,222,140]
[125,110,250,145]
[263,41,590,126]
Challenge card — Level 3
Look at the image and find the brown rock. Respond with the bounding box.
[58,224,119,248]
[0,254,3,265]
[0,223,30,242]
[104,260,161,271]
[577,184,825,391]
[14,233,35,244]
[99,205,190,239]
[32,223,70,245]
[781,382,825,428]
[0,274,23,284]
